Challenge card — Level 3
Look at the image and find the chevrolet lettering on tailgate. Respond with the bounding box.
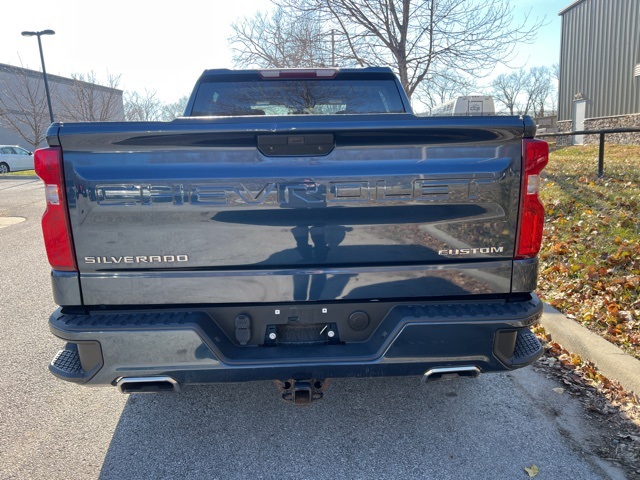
[94,177,492,207]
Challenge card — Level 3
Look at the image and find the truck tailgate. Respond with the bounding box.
[55,115,529,305]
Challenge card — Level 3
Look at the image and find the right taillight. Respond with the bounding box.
[34,147,77,271]
[516,139,549,260]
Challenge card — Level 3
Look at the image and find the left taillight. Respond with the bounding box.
[34,147,77,271]
[515,139,549,260]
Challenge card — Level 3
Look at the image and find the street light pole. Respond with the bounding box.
[331,29,335,67]
[21,29,55,124]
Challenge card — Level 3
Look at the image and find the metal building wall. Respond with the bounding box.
[559,0,640,121]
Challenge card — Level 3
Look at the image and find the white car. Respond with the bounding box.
[0,145,34,173]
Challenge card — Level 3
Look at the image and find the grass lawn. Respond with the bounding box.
[2,170,36,176]
[538,144,640,359]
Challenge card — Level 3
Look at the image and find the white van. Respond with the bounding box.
[430,96,495,116]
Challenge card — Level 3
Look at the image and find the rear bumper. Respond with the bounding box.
[48,295,544,386]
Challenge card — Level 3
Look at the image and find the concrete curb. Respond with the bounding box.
[539,303,640,396]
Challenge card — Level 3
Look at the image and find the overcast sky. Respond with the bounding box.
[2,0,563,104]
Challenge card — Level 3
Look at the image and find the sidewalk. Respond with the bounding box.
[539,303,640,396]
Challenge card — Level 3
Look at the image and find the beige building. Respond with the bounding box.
[0,63,124,150]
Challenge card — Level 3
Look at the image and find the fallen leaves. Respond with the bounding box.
[524,464,539,478]
[533,325,639,411]
[538,145,640,360]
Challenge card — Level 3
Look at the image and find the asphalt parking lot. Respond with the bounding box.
[0,177,627,480]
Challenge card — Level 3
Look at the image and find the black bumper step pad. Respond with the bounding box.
[50,344,84,379]
[512,328,543,366]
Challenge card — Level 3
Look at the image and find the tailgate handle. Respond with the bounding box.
[257,134,334,157]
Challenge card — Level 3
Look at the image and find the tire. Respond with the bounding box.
[0,163,9,174]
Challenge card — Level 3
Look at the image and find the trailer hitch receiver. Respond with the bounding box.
[274,379,331,405]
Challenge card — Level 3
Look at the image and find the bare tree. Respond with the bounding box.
[124,90,163,121]
[414,70,477,114]
[525,66,552,117]
[491,70,527,115]
[0,63,53,148]
[56,72,123,122]
[243,0,545,100]
[549,63,559,115]
[230,7,340,68]
[161,95,189,120]
[492,66,554,116]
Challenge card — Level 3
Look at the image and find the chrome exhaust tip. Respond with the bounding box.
[116,376,180,394]
[421,366,481,383]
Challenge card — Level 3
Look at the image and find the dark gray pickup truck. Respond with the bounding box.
[36,67,548,403]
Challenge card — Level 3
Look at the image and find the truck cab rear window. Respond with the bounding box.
[191,79,406,116]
